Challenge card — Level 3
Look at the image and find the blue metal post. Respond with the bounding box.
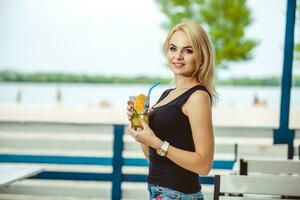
[112,125,124,200]
[273,0,296,159]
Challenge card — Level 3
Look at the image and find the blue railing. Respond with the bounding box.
[2,123,297,198]
[0,124,236,199]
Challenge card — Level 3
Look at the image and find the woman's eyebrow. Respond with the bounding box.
[169,44,193,49]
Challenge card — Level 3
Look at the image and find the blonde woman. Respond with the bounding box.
[127,20,216,199]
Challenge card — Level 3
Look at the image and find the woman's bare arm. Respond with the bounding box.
[164,91,214,175]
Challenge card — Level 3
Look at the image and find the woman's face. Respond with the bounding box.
[167,30,197,77]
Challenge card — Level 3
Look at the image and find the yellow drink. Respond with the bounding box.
[132,112,149,128]
[129,95,149,128]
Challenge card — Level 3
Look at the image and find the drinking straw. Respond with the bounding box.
[144,81,160,110]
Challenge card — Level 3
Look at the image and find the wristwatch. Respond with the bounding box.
[156,141,170,156]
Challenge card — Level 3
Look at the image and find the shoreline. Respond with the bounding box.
[0,104,299,129]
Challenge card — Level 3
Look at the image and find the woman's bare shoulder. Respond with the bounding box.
[188,90,211,105]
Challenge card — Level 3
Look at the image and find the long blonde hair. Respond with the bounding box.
[163,20,218,105]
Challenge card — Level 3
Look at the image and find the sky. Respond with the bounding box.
[0,0,299,79]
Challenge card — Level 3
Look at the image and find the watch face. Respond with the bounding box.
[158,149,166,156]
[157,141,169,156]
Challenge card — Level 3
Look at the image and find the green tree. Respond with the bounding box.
[155,0,258,68]
[296,44,300,61]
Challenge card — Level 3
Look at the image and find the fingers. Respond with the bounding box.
[128,125,139,141]
[139,115,148,128]
[127,110,133,115]
[127,104,133,111]
[127,101,133,110]
[129,121,133,129]
[146,108,153,114]
[127,100,133,111]
[127,101,134,121]
[128,124,135,134]
[127,110,133,120]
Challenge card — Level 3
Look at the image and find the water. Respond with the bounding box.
[0,82,299,109]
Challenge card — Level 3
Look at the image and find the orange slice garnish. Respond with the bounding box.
[134,94,146,114]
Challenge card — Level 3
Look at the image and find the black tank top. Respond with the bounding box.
[147,85,211,194]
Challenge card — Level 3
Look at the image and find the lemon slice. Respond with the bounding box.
[134,94,146,114]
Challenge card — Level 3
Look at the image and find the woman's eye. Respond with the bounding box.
[184,49,193,54]
[169,47,176,51]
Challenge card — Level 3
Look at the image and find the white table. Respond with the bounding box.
[0,165,43,189]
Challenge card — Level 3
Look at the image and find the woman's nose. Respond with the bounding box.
[174,51,183,60]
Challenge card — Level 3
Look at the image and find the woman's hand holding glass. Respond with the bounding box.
[126,100,160,148]
[126,99,153,128]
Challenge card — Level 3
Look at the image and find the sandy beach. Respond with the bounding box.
[0,104,299,129]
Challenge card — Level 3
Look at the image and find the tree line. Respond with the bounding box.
[0,70,299,87]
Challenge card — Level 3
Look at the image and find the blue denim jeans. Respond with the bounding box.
[148,184,204,200]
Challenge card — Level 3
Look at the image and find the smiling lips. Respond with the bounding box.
[173,62,185,68]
